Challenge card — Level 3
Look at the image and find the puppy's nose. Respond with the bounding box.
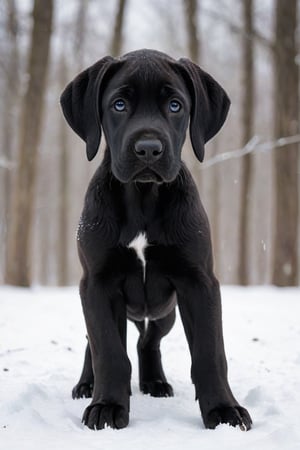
[134,139,163,163]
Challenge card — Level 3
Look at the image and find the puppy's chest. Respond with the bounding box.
[124,231,176,321]
[127,232,148,280]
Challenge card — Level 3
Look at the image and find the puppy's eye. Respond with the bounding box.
[169,100,181,113]
[114,99,126,112]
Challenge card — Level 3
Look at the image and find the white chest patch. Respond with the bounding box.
[127,232,148,280]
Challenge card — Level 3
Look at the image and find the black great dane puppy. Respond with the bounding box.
[60,49,252,431]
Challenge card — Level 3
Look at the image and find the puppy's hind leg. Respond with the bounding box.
[72,340,94,399]
[135,309,175,397]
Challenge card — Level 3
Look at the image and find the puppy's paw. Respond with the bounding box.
[205,406,252,431]
[72,382,93,399]
[140,380,174,397]
[82,403,129,430]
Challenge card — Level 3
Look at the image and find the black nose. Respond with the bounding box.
[134,139,163,163]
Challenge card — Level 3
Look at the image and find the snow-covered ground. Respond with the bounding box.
[1,285,300,450]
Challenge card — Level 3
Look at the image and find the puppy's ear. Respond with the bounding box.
[177,58,230,162]
[60,56,117,161]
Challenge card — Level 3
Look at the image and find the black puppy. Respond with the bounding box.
[60,49,252,431]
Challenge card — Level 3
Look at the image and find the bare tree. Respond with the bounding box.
[5,0,54,286]
[272,0,299,286]
[1,0,19,280]
[238,0,254,285]
[110,0,127,57]
[57,53,69,286]
[184,0,200,62]
[74,0,88,70]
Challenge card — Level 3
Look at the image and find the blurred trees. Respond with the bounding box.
[238,0,254,285]
[0,0,299,287]
[110,0,127,56]
[74,0,88,69]
[184,0,200,63]
[272,0,299,286]
[2,0,19,272]
[4,0,54,286]
[57,54,69,286]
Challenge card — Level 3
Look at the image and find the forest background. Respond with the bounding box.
[0,0,299,287]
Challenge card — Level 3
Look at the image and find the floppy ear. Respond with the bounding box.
[177,58,230,162]
[60,56,116,161]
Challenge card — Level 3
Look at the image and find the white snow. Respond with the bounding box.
[1,285,300,450]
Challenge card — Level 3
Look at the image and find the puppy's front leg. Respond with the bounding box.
[80,276,131,430]
[176,275,252,431]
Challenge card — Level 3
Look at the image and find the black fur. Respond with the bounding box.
[60,49,252,431]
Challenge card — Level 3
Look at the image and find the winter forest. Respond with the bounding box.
[0,0,299,288]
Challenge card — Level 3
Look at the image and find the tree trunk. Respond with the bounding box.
[110,0,127,57]
[57,54,69,286]
[272,0,299,286]
[4,0,54,286]
[1,0,19,282]
[184,0,200,63]
[74,0,88,70]
[238,0,254,285]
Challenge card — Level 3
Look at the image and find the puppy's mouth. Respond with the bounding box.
[133,168,163,183]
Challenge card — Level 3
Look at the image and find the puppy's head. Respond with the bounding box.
[60,49,230,183]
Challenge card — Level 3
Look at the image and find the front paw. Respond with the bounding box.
[82,403,129,430]
[204,406,252,431]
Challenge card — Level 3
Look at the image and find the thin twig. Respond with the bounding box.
[201,134,300,169]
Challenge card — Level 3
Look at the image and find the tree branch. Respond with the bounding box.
[201,134,300,169]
